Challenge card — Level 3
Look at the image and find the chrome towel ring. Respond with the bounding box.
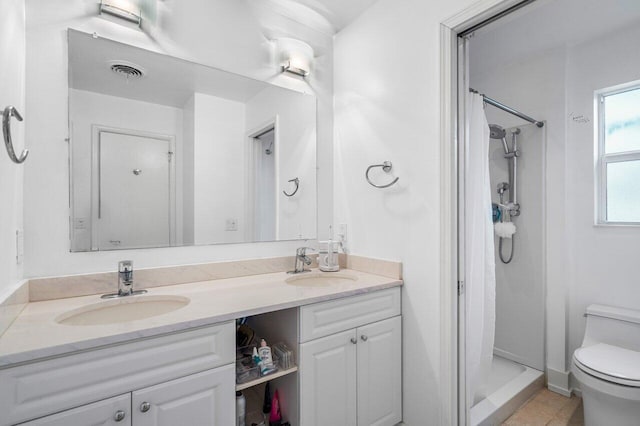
[3,106,29,164]
[366,161,399,188]
[283,177,300,197]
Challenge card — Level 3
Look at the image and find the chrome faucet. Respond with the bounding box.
[101,260,147,299]
[118,260,134,295]
[288,247,315,274]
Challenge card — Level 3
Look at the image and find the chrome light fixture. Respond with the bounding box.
[276,38,314,78]
[282,60,309,78]
[100,0,142,26]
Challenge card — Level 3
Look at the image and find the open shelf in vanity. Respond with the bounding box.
[236,308,299,425]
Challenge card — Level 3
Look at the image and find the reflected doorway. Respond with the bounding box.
[92,128,176,250]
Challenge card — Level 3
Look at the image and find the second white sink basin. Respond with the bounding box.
[56,295,190,326]
[285,272,358,287]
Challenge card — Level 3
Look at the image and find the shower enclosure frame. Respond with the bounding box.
[438,1,547,425]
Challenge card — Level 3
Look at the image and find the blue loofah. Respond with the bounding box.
[492,203,501,223]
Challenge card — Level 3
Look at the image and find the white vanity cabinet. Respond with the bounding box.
[131,365,234,426]
[18,394,132,426]
[299,288,402,426]
[1,322,235,426]
[20,366,234,426]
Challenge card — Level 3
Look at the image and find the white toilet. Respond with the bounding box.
[572,304,640,426]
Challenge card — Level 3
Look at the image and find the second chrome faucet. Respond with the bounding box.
[288,247,315,274]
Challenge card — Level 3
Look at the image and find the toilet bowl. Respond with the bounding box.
[572,304,640,426]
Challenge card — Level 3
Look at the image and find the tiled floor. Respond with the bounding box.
[502,389,584,426]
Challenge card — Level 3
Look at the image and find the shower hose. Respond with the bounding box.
[499,235,514,264]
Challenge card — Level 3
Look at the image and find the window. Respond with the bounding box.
[596,83,640,224]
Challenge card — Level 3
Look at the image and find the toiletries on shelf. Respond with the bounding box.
[272,342,294,369]
[258,339,277,375]
[237,339,291,385]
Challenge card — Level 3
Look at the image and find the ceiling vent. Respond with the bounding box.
[108,61,145,79]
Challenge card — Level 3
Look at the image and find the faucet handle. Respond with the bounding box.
[119,260,133,272]
[296,247,315,256]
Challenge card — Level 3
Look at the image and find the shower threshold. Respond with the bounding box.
[470,355,544,426]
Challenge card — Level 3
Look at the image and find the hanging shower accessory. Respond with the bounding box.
[2,105,29,164]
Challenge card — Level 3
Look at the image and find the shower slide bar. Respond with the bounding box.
[469,88,544,128]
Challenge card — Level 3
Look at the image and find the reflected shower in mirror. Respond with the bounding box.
[68,29,317,252]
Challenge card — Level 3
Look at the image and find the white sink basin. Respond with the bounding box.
[285,272,358,287]
[56,295,190,326]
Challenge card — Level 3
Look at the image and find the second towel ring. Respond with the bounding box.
[283,177,300,197]
[3,106,29,164]
[366,161,399,188]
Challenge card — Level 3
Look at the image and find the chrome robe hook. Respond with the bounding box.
[3,106,29,164]
[366,161,399,188]
[283,177,300,197]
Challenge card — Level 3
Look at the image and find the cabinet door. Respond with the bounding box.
[300,329,358,426]
[132,365,234,426]
[19,394,131,426]
[357,316,402,426]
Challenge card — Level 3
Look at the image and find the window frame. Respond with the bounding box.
[595,81,640,226]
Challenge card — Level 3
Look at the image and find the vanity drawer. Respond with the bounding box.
[0,322,234,426]
[299,287,401,342]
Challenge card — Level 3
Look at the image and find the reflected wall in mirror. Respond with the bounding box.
[68,29,317,252]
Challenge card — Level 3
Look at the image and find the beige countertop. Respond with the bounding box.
[0,268,402,367]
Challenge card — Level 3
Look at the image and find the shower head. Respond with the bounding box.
[489,124,510,154]
[489,124,506,139]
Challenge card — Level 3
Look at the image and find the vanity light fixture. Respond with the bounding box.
[282,60,309,78]
[100,0,142,26]
[276,38,314,78]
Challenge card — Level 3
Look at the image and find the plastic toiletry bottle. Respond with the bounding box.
[236,391,246,426]
[253,347,261,366]
[259,339,276,375]
[269,389,282,426]
[263,382,272,419]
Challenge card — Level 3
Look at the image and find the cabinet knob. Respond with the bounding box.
[361,335,368,342]
[350,337,357,344]
[140,402,151,413]
[114,410,126,422]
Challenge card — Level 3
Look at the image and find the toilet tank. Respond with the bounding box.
[582,304,640,351]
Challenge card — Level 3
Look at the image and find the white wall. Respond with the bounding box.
[69,89,184,250]
[333,0,477,423]
[23,0,333,277]
[0,0,25,296]
[565,24,640,375]
[191,93,246,244]
[246,86,317,240]
[182,96,195,245]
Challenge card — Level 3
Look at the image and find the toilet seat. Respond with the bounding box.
[574,343,640,387]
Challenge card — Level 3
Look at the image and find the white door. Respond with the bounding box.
[300,329,358,426]
[253,128,276,242]
[357,316,402,426]
[19,394,131,426]
[98,131,172,250]
[131,365,234,426]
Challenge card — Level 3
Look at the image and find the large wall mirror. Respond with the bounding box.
[68,30,317,252]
